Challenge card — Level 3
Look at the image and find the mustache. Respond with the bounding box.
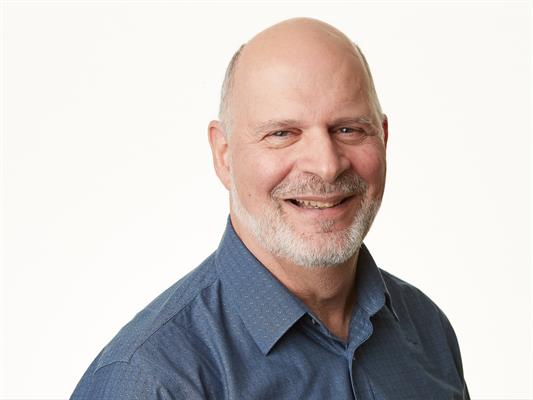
[271,172,368,198]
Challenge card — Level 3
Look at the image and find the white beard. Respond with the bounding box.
[229,173,381,268]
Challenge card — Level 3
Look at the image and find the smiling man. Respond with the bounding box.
[71,18,469,400]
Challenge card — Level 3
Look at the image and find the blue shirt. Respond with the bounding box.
[71,219,469,399]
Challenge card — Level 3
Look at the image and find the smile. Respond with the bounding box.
[286,195,353,210]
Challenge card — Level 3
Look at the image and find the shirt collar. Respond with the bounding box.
[215,218,307,355]
[355,244,400,322]
[215,217,399,355]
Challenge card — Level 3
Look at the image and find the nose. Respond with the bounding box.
[297,129,351,183]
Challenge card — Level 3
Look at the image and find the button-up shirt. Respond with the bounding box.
[71,219,469,399]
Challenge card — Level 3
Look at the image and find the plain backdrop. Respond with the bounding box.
[1,1,531,399]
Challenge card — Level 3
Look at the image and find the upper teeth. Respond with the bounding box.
[294,199,341,209]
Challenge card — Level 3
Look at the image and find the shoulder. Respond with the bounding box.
[379,267,462,343]
[71,360,175,399]
[380,267,445,318]
[379,268,465,368]
[72,252,224,398]
[100,253,220,365]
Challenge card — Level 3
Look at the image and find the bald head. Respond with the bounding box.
[219,18,384,136]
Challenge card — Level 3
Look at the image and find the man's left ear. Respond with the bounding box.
[382,115,389,149]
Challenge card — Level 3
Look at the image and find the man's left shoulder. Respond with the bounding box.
[378,268,464,358]
[377,267,469,396]
[378,268,460,338]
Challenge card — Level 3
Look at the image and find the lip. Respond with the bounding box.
[281,194,358,219]
[284,193,352,204]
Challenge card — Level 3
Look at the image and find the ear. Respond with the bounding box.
[208,120,232,190]
[381,114,389,149]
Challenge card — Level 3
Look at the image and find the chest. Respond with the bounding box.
[205,316,465,400]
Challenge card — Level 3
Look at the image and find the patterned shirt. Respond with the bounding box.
[71,218,469,399]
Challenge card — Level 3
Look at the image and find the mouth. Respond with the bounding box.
[285,195,354,210]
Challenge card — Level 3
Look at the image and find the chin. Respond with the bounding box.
[231,184,381,269]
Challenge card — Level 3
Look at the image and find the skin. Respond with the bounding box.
[208,18,388,342]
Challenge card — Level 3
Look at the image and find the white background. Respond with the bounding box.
[1,1,531,399]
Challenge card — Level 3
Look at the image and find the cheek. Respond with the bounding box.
[232,149,293,200]
[350,147,386,188]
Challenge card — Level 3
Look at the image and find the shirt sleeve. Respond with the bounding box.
[436,308,470,400]
[70,361,179,400]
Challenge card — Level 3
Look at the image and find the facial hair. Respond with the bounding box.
[230,172,382,268]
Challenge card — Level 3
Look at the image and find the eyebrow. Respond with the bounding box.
[330,116,375,127]
[252,119,301,135]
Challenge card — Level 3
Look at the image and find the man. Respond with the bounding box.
[71,18,469,399]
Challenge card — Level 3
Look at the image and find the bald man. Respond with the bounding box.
[71,18,469,399]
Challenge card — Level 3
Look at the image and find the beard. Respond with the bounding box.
[230,171,382,268]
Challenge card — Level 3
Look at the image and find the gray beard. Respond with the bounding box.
[230,172,381,268]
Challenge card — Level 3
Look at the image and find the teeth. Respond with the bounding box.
[293,199,341,209]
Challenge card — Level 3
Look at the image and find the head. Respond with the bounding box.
[209,18,388,269]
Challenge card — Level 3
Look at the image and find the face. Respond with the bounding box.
[212,48,387,268]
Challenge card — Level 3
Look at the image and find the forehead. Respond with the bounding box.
[232,52,371,127]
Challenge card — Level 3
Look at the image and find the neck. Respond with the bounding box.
[268,251,359,342]
[232,215,359,342]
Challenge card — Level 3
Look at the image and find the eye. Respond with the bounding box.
[271,130,291,137]
[263,129,300,148]
[333,126,370,144]
[338,127,364,134]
